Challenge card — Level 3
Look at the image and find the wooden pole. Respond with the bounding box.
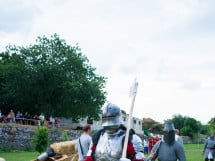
[122,80,138,158]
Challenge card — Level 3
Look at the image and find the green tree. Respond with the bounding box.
[208,117,215,131]
[142,118,163,134]
[200,124,210,135]
[166,114,185,130]
[32,126,50,153]
[181,117,201,139]
[0,34,106,119]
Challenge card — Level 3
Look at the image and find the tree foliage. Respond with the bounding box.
[142,118,163,134]
[181,117,201,139]
[0,34,106,119]
[208,117,215,131]
[167,115,202,138]
[165,114,185,130]
[200,124,210,135]
[32,126,49,153]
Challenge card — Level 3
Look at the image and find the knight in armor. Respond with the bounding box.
[84,103,145,161]
[203,132,215,161]
[149,122,186,161]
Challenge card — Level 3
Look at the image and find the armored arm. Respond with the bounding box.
[132,135,145,160]
[175,143,186,161]
[148,141,161,161]
[203,140,208,153]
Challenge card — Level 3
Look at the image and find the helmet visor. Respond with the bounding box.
[102,115,122,127]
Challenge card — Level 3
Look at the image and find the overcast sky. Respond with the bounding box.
[0,0,215,124]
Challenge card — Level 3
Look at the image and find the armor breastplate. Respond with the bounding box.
[95,131,124,161]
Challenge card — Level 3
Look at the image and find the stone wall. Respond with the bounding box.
[0,124,81,150]
[182,134,206,144]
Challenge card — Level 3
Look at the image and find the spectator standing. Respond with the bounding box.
[49,116,55,127]
[24,112,30,125]
[16,111,23,124]
[0,110,3,122]
[7,111,12,123]
[39,113,45,125]
[203,132,215,161]
[75,124,92,161]
[33,115,40,126]
[144,139,149,154]
[55,117,61,127]
[175,129,183,145]
[10,110,15,123]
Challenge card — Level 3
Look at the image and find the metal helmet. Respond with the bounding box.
[102,103,122,129]
[210,132,215,139]
[163,122,175,145]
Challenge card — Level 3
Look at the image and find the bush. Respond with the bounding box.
[32,126,49,153]
[62,130,69,141]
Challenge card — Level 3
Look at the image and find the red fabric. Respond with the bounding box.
[148,137,160,152]
[83,145,96,161]
[127,141,144,161]
[83,156,94,161]
[132,159,145,161]
[127,141,136,156]
[91,145,96,152]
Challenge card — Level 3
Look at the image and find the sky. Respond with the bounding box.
[0,0,215,124]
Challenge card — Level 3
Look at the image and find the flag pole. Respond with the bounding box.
[122,80,138,158]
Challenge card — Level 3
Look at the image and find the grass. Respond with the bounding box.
[184,143,204,161]
[0,144,204,161]
[0,151,38,161]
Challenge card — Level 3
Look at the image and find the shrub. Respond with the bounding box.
[62,130,69,141]
[32,126,49,153]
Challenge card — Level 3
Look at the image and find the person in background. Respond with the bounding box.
[33,115,40,126]
[10,109,15,123]
[7,111,12,123]
[16,111,23,124]
[175,129,183,145]
[24,112,30,125]
[55,117,61,127]
[130,128,145,159]
[143,139,149,154]
[49,116,55,127]
[39,113,45,125]
[75,124,92,161]
[0,110,3,123]
[203,132,215,161]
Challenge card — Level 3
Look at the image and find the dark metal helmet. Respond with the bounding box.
[163,122,175,145]
[210,132,215,139]
[102,103,122,128]
[164,122,175,132]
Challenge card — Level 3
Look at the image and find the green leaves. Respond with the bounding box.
[32,126,49,153]
[0,34,106,119]
[167,115,202,139]
[208,117,215,132]
[142,118,163,134]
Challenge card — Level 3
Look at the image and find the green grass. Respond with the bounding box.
[0,144,205,161]
[184,143,204,161]
[0,151,38,161]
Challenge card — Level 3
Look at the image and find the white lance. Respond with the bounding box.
[122,79,138,158]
